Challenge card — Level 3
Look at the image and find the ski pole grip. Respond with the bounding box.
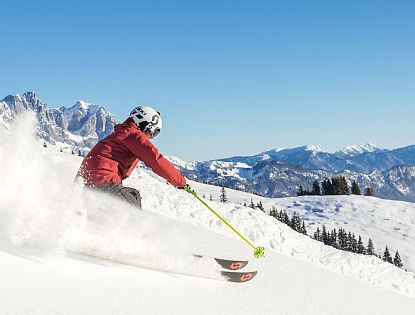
[183,184,192,193]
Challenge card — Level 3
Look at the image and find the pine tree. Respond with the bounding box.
[346,232,353,252]
[277,210,283,222]
[297,185,305,196]
[257,201,265,212]
[322,225,328,245]
[314,227,321,241]
[283,211,290,225]
[269,206,278,218]
[301,221,307,235]
[330,228,338,248]
[321,179,330,195]
[393,250,403,268]
[351,180,361,195]
[339,177,349,195]
[269,208,278,219]
[357,235,366,254]
[219,187,228,203]
[332,177,340,195]
[311,180,321,195]
[366,238,375,255]
[321,180,327,195]
[365,187,374,196]
[383,246,393,264]
[338,228,347,250]
[350,233,358,253]
[290,213,302,232]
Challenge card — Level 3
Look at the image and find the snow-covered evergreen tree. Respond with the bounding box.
[290,213,302,232]
[301,221,307,235]
[383,246,393,264]
[297,185,305,196]
[314,226,321,241]
[351,180,361,195]
[357,235,366,254]
[393,251,403,268]
[366,238,375,255]
[322,225,328,245]
[365,187,374,196]
[219,187,228,203]
[312,180,321,195]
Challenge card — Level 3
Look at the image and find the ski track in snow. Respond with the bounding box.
[1,113,415,314]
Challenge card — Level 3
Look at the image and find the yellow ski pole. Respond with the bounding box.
[183,185,265,258]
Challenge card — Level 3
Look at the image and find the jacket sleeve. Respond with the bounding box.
[122,133,186,187]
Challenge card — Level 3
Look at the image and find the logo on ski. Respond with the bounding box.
[240,273,253,282]
[230,261,244,270]
[220,270,258,283]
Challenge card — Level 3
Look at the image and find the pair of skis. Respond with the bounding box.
[194,255,257,283]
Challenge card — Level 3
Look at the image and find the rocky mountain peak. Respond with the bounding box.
[0,91,117,151]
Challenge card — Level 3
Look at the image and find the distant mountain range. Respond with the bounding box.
[1,92,414,202]
[171,156,415,203]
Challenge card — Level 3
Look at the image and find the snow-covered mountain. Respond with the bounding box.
[219,143,415,173]
[170,143,415,202]
[336,143,385,157]
[2,92,414,203]
[172,158,415,202]
[1,115,414,314]
[0,92,117,151]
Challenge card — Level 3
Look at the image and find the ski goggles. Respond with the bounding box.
[145,126,161,139]
[151,127,161,138]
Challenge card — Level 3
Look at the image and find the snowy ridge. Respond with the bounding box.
[336,142,385,156]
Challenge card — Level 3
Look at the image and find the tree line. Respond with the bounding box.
[268,207,404,269]
[313,225,404,269]
[269,208,308,235]
[297,177,374,197]
[196,187,405,270]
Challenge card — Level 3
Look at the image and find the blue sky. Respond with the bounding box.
[1,0,414,160]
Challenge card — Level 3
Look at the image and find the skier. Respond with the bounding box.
[77,106,187,208]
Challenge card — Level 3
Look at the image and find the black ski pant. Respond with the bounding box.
[98,183,142,209]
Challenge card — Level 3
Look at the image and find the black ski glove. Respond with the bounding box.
[179,184,191,191]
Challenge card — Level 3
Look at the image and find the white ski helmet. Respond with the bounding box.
[129,106,162,138]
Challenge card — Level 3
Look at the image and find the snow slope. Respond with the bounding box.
[194,184,415,273]
[1,113,415,314]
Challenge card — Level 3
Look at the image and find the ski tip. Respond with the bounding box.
[220,270,258,283]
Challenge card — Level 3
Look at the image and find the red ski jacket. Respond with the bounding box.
[77,118,186,188]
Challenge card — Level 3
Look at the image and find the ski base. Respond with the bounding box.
[220,270,258,283]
